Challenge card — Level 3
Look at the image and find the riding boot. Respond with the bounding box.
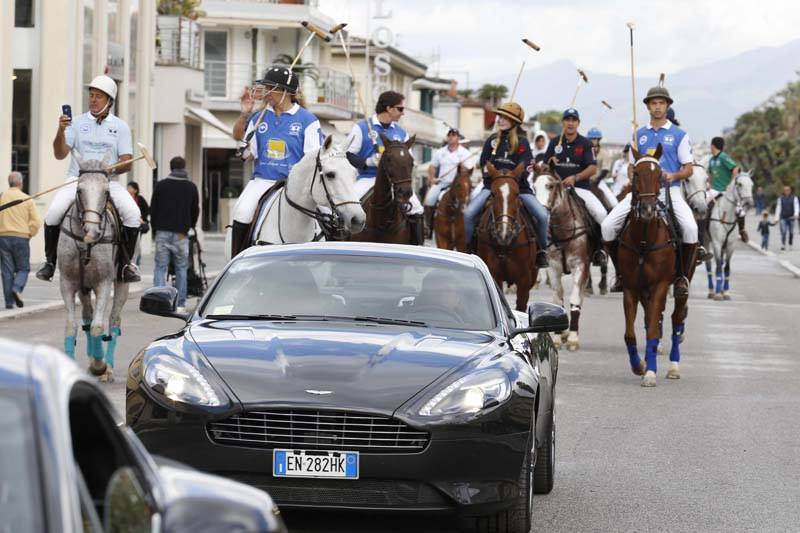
[230,221,251,257]
[35,225,61,281]
[695,218,713,262]
[409,215,425,246]
[737,214,749,242]
[605,240,623,292]
[535,249,549,268]
[120,227,142,283]
[423,206,435,239]
[590,223,607,267]
[673,242,697,299]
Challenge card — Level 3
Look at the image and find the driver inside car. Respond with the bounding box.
[409,271,465,325]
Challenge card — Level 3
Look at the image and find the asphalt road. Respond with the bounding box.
[2,246,798,532]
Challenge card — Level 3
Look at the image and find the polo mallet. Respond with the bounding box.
[627,22,638,143]
[554,68,590,153]
[658,72,665,88]
[0,179,79,213]
[104,143,156,174]
[336,25,379,151]
[509,39,541,102]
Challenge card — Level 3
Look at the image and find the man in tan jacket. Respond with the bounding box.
[0,172,42,308]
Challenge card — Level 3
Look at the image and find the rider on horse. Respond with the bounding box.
[345,90,425,245]
[586,127,619,209]
[424,128,474,237]
[229,66,324,257]
[541,108,608,265]
[601,86,699,298]
[464,102,549,267]
[611,144,631,197]
[37,75,142,283]
[707,136,748,242]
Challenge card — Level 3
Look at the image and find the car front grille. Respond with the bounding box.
[207,409,430,453]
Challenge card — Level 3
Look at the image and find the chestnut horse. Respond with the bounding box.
[618,145,689,387]
[434,164,473,252]
[477,162,538,311]
[348,134,417,244]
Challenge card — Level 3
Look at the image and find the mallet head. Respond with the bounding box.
[578,69,589,83]
[602,100,613,110]
[301,20,331,42]
[521,38,541,51]
[137,143,157,169]
[329,23,347,34]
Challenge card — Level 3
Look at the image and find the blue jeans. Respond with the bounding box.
[0,236,30,308]
[761,234,769,250]
[153,231,189,306]
[463,189,549,248]
[779,218,794,246]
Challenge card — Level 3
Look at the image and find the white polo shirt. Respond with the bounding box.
[65,112,133,177]
[431,144,473,186]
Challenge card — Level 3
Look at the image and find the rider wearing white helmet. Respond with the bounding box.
[38,75,142,283]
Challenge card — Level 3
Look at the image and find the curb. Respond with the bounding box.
[0,270,221,322]
[744,240,800,278]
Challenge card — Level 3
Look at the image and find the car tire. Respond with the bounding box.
[533,408,555,494]
[475,436,533,533]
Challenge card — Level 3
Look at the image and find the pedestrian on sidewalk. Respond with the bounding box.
[150,157,199,313]
[757,212,777,250]
[0,172,42,308]
[755,186,765,215]
[127,181,150,266]
[775,185,799,251]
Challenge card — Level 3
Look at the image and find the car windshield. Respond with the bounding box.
[0,391,44,532]
[202,254,497,330]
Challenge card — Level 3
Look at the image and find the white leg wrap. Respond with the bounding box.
[109,181,142,227]
[232,179,276,224]
[408,192,424,215]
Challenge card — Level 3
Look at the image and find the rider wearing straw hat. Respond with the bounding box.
[37,75,142,283]
[229,66,323,257]
[464,102,549,267]
[601,85,700,298]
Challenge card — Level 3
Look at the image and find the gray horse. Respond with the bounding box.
[59,152,131,382]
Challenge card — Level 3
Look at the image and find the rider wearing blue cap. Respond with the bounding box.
[464,102,549,267]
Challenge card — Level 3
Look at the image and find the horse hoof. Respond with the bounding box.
[586,287,594,296]
[666,363,680,379]
[560,330,570,342]
[567,340,579,351]
[641,371,657,387]
[98,368,114,383]
[599,287,607,296]
[723,293,731,301]
[707,292,715,299]
[713,293,724,301]
[88,359,107,376]
[551,333,562,349]
[632,361,646,376]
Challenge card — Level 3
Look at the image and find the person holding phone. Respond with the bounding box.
[37,75,142,283]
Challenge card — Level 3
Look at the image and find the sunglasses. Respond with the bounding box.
[393,106,405,112]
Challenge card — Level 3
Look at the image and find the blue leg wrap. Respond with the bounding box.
[645,338,659,373]
[670,325,684,362]
[627,343,641,369]
[715,272,723,293]
[90,335,104,362]
[724,266,730,291]
[104,327,120,368]
[64,336,76,359]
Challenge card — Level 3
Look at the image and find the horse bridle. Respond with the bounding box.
[542,174,590,245]
[682,164,707,208]
[283,148,361,239]
[488,176,523,245]
[631,157,663,220]
[371,143,413,213]
[75,169,111,230]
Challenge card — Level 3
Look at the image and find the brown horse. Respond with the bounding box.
[349,133,417,244]
[617,145,691,387]
[477,162,538,311]
[434,164,473,252]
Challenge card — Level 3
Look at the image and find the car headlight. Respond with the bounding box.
[419,368,511,417]
[143,355,222,407]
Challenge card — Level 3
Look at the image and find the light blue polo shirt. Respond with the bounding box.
[634,120,692,186]
[346,115,409,179]
[246,103,323,181]
[65,112,133,177]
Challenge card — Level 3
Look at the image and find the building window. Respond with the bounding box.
[12,70,32,192]
[204,31,228,97]
[14,0,34,27]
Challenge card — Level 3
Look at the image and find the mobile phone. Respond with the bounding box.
[62,104,72,120]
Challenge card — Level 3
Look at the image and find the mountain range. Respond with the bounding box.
[488,39,800,143]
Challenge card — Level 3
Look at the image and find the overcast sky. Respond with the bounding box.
[318,0,800,88]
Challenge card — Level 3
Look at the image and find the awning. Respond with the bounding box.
[186,107,233,137]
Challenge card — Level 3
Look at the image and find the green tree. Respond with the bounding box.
[531,110,562,135]
[457,89,474,100]
[157,0,205,19]
[476,84,508,107]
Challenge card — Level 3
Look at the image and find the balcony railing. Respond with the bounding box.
[156,16,201,68]
[204,61,353,112]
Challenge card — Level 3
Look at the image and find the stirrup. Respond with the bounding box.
[592,249,607,267]
[121,263,141,283]
[674,276,689,298]
[36,262,56,282]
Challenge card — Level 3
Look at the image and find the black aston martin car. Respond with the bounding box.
[127,243,566,533]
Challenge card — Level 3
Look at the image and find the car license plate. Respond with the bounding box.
[273,449,359,479]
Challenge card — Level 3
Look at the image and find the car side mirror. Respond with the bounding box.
[104,467,154,532]
[510,302,568,337]
[140,287,186,319]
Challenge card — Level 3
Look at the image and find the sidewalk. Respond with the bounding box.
[743,212,800,278]
[0,233,229,321]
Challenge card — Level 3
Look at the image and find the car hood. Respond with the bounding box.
[188,320,498,413]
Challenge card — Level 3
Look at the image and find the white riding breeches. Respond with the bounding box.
[232,178,278,224]
[45,179,141,227]
[424,183,446,206]
[574,187,608,225]
[355,177,424,215]
[601,187,698,243]
[597,180,619,208]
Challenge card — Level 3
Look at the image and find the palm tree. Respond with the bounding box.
[477,84,508,107]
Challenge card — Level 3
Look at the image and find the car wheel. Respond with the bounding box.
[475,436,533,533]
[533,407,555,494]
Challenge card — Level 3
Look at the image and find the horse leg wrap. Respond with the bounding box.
[645,338,659,373]
[569,306,580,332]
[103,327,120,369]
[82,320,92,349]
[715,272,723,293]
[90,335,104,362]
[724,266,730,291]
[670,325,684,363]
[64,336,77,359]
[627,344,641,369]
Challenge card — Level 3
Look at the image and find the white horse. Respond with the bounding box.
[684,164,709,218]
[226,135,365,257]
[706,172,754,300]
[59,152,129,382]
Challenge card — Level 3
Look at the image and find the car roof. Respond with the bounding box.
[0,337,91,395]
[238,242,486,269]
